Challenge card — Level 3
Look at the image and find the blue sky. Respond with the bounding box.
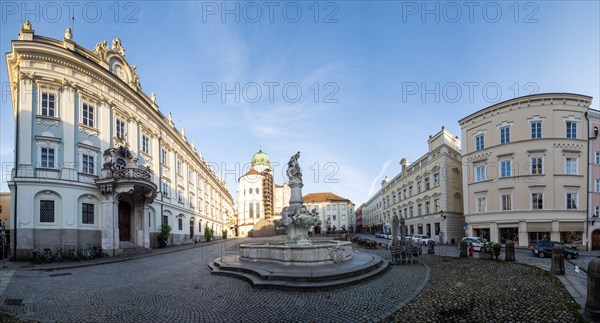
[1,1,599,206]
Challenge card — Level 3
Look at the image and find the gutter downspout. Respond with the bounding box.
[12,80,20,260]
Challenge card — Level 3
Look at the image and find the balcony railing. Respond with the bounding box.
[114,168,152,181]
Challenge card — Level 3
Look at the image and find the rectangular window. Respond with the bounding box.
[595,206,599,217]
[177,160,183,175]
[566,157,578,175]
[566,193,578,210]
[82,203,94,224]
[142,135,150,154]
[532,193,543,210]
[530,157,543,175]
[475,134,484,151]
[531,121,542,139]
[433,173,440,186]
[501,194,512,211]
[408,186,413,197]
[82,154,94,175]
[333,215,336,221]
[341,204,346,210]
[435,222,440,235]
[41,147,55,168]
[417,181,421,194]
[425,201,430,214]
[327,205,331,210]
[475,165,485,182]
[177,190,183,203]
[476,197,486,213]
[425,177,430,190]
[566,121,577,139]
[178,218,183,231]
[418,204,422,216]
[500,127,510,144]
[409,206,413,217]
[596,152,600,165]
[162,214,168,226]
[82,103,94,127]
[40,200,55,222]
[434,199,440,212]
[500,160,512,177]
[116,118,126,139]
[332,205,336,210]
[41,92,56,117]
[161,148,168,166]
[161,181,169,197]
[596,179,600,193]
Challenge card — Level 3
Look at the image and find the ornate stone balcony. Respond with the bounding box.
[114,167,152,181]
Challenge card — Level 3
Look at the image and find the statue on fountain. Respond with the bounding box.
[274,152,319,245]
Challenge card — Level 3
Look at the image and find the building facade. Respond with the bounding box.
[362,190,383,234]
[380,127,464,244]
[236,150,290,237]
[355,203,363,233]
[459,93,593,248]
[588,109,600,250]
[0,192,10,230]
[6,23,234,258]
[304,192,353,232]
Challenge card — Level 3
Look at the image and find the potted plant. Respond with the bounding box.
[158,224,171,248]
[222,229,228,239]
[491,242,501,259]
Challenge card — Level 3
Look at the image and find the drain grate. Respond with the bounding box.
[5,299,23,306]
[49,272,72,277]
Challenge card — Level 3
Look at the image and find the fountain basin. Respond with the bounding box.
[239,240,352,266]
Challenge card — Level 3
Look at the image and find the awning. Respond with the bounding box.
[559,222,584,232]
[527,222,552,232]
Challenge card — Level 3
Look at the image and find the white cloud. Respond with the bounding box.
[368,158,393,197]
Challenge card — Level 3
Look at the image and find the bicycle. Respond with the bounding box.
[31,249,42,264]
[69,247,80,261]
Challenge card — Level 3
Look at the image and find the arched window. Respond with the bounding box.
[249,203,254,218]
[256,203,260,218]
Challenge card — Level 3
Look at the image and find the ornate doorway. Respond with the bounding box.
[119,201,131,241]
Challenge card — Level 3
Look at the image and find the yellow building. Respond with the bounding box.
[459,93,593,247]
[0,192,10,230]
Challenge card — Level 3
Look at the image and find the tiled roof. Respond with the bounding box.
[303,192,351,203]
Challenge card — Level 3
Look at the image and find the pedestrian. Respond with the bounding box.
[469,242,474,258]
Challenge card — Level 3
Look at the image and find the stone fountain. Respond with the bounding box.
[209,152,388,290]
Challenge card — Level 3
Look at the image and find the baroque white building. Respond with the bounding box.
[5,22,234,258]
[304,192,354,232]
[236,150,290,237]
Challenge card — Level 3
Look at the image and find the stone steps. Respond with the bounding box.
[209,251,390,291]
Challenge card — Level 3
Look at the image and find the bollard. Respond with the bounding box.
[427,240,435,254]
[459,240,467,258]
[584,258,600,322]
[504,240,515,262]
[551,244,565,275]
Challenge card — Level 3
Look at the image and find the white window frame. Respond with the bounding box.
[177,159,183,175]
[530,157,543,175]
[161,181,170,197]
[81,102,95,128]
[500,160,512,178]
[565,157,578,175]
[475,133,485,151]
[476,196,487,213]
[566,192,578,210]
[500,126,510,144]
[566,121,577,139]
[475,165,486,182]
[161,148,169,166]
[595,206,600,217]
[36,137,61,169]
[500,193,512,211]
[141,134,150,155]
[115,116,127,140]
[596,178,600,193]
[596,151,600,165]
[530,121,542,139]
[531,192,544,210]
[40,90,57,117]
[433,173,440,186]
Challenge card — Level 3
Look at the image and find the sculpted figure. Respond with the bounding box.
[286,151,302,181]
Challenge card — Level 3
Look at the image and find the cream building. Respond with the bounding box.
[304,192,353,232]
[236,150,290,237]
[5,22,234,258]
[381,127,464,244]
[459,93,593,247]
[0,192,10,230]
[362,190,383,234]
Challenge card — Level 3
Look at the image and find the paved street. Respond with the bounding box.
[0,239,427,322]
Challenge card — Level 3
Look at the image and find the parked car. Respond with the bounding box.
[460,237,487,252]
[411,234,435,245]
[375,232,384,238]
[533,241,578,259]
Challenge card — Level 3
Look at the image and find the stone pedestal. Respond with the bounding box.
[505,240,515,262]
[585,258,600,322]
[459,240,467,258]
[551,244,565,275]
[427,240,435,254]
